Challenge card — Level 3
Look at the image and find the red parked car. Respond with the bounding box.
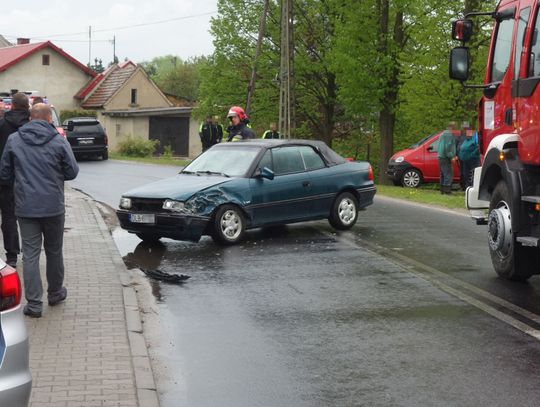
[387,130,461,188]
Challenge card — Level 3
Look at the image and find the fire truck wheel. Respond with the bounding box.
[401,169,422,188]
[488,181,536,281]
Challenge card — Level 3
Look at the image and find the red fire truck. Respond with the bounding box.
[450,0,540,281]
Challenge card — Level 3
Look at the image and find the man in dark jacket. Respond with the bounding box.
[0,92,30,267]
[0,103,79,318]
[199,116,216,152]
[262,122,280,139]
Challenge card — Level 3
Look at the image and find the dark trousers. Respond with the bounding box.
[18,214,65,312]
[0,185,20,261]
[461,158,480,189]
[438,158,453,187]
[459,159,467,190]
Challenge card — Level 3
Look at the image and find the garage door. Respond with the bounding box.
[149,116,189,156]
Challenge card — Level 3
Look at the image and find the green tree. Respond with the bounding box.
[140,55,208,101]
[198,0,357,144]
[332,0,495,181]
[88,58,105,74]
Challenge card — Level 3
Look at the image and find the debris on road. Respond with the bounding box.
[140,268,190,284]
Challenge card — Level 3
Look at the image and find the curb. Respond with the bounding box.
[79,187,160,407]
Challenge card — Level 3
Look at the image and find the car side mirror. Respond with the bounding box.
[427,146,434,152]
[259,167,274,180]
[67,121,74,132]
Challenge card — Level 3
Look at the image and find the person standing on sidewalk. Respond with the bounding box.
[437,121,457,195]
[0,92,30,267]
[0,103,79,318]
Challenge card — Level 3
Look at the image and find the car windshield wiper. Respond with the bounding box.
[181,170,195,174]
[195,170,230,178]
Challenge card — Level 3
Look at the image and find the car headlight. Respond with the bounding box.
[119,197,131,209]
[163,199,185,212]
[395,156,404,163]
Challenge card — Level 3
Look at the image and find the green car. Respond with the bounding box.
[117,140,376,245]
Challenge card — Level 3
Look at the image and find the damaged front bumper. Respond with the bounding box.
[116,209,210,242]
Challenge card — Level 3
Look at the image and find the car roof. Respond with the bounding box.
[63,117,100,124]
[211,139,347,166]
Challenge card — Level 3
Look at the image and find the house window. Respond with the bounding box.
[131,89,137,105]
[116,123,121,137]
[42,54,50,66]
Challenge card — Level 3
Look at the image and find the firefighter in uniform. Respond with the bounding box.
[198,116,218,151]
[226,106,255,141]
[262,122,280,139]
[212,116,225,144]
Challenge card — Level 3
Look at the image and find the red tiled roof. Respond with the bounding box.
[0,41,96,77]
[81,63,137,108]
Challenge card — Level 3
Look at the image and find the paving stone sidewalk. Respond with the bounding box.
[20,187,159,407]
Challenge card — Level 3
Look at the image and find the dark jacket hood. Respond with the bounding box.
[18,120,59,146]
[4,109,30,128]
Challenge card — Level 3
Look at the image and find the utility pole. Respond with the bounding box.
[88,26,92,66]
[246,0,270,117]
[278,0,295,139]
[112,35,116,63]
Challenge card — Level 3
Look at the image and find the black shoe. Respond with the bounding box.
[48,287,67,306]
[23,305,42,318]
[6,257,16,268]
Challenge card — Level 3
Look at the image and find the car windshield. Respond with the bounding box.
[182,146,260,177]
[409,133,436,149]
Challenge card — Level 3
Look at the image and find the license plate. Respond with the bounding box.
[129,213,155,224]
[78,138,94,145]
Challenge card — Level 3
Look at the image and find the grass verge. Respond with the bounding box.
[109,152,191,167]
[376,184,467,211]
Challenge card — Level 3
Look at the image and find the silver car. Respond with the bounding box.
[0,260,31,406]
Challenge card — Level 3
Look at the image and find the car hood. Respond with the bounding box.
[123,174,234,200]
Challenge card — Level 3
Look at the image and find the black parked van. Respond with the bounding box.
[63,117,108,160]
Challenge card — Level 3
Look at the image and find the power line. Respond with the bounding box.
[2,35,111,43]
[2,11,217,40]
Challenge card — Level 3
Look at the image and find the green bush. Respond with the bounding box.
[162,144,173,159]
[60,109,97,123]
[117,137,159,157]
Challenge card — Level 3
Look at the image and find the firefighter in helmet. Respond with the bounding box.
[226,106,255,142]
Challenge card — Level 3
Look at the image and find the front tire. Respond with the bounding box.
[211,205,246,245]
[328,192,358,230]
[401,168,422,188]
[488,181,536,281]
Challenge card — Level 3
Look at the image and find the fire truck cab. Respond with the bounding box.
[450,0,540,281]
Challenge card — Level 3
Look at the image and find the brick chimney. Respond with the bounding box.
[17,38,30,45]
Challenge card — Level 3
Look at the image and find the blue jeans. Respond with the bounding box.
[438,158,453,187]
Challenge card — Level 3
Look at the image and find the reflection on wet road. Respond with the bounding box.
[116,223,540,407]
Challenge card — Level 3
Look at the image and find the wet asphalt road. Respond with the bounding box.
[70,160,540,407]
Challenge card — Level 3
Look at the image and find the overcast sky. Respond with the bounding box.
[2,0,217,66]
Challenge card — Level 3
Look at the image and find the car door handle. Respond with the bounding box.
[302,181,311,187]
